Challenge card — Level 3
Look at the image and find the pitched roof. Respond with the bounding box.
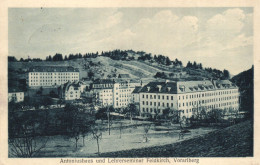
[93,79,115,84]
[63,82,80,93]
[132,86,142,94]
[29,66,79,72]
[140,80,238,94]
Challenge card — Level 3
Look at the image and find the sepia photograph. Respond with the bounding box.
[5,5,254,160]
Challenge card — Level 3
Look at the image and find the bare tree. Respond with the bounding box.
[9,124,48,157]
[91,126,102,155]
[143,124,151,143]
[63,104,93,150]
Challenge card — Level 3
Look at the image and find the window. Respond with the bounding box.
[167,96,169,100]
[171,96,173,100]
[154,95,156,99]
[162,96,165,100]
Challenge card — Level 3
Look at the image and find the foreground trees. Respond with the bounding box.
[123,103,139,123]
[62,104,95,150]
[91,126,103,155]
[8,103,49,157]
[9,124,49,157]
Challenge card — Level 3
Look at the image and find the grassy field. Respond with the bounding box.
[100,120,253,157]
[28,121,214,157]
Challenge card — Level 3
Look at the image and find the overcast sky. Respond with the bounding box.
[9,8,253,75]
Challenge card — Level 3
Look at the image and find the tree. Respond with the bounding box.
[8,110,49,157]
[163,108,171,120]
[143,124,151,143]
[91,126,102,155]
[125,103,138,123]
[48,55,52,61]
[105,106,114,135]
[186,61,192,68]
[62,104,79,149]
[8,56,17,62]
[223,69,230,80]
[41,97,52,109]
[95,107,107,123]
[88,71,95,80]
[207,109,223,123]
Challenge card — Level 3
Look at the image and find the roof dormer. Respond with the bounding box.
[157,85,162,92]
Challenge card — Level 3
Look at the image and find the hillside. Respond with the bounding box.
[231,66,254,118]
[8,53,224,86]
[100,120,253,157]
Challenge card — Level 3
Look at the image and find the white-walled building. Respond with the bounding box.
[91,79,142,108]
[130,86,142,110]
[28,66,79,88]
[8,88,24,103]
[61,82,81,100]
[139,80,240,118]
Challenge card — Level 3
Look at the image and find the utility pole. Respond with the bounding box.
[106,100,112,135]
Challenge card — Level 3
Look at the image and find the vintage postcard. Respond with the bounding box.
[0,0,259,164]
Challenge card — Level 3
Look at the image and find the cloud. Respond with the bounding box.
[224,34,253,51]
[129,10,199,53]
[101,12,123,29]
[9,8,253,75]
[206,8,245,35]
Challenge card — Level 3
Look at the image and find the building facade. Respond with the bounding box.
[91,79,141,108]
[92,79,114,106]
[60,82,81,100]
[139,80,240,118]
[8,91,24,103]
[28,66,79,88]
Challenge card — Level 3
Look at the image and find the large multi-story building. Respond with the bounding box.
[28,66,79,88]
[139,80,240,118]
[91,79,142,108]
[92,79,114,106]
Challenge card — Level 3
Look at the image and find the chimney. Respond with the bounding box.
[147,86,151,92]
[157,85,162,92]
[167,87,171,92]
